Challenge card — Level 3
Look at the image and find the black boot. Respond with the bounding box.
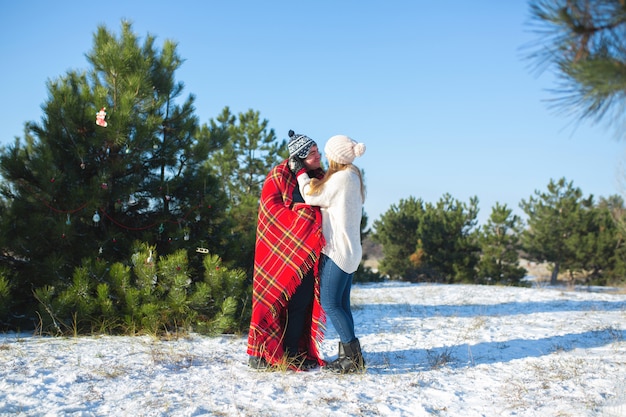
[325,339,365,374]
[248,356,269,370]
[323,342,344,371]
[285,349,319,371]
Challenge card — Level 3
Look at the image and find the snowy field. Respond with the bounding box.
[1,282,625,417]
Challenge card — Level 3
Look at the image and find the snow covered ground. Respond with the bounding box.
[1,282,625,416]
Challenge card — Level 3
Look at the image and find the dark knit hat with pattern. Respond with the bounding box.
[288,129,316,159]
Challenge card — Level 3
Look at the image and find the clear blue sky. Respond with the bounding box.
[1,0,624,228]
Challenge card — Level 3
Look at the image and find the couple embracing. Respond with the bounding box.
[247,129,366,373]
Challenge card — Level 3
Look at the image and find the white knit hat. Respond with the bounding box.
[324,135,366,164]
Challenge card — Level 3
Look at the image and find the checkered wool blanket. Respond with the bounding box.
[247,161,326,367]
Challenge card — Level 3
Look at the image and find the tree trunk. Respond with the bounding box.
[550,262,559,286]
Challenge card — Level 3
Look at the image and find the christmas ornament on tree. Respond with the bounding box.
[96,107,107,127]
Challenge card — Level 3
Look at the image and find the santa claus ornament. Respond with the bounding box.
[96,107,107,127]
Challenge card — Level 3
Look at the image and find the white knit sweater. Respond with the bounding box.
[297,167,364,274]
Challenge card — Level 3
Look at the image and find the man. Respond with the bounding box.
[247,129,325,371]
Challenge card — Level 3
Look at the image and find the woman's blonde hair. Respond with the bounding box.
[307,159,366,202]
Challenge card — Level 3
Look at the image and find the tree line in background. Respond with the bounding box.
[1,6,625,336]
[372,178,626,287]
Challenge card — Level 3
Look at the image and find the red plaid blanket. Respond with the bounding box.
[247,161,325,367]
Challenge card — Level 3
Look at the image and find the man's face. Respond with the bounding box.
[303,145,321,170]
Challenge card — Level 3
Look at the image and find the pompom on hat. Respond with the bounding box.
[324,135,366,165]
[288,129,316,159]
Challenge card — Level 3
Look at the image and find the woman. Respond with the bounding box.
[291,134,366,373]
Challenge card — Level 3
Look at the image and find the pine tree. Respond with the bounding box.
[373,194,480,282]
[598,195,626,284]
[567,195,626,284]
[526,0,626,138]
[0,270,11,328]
[476,203,526,285]
[415,194,480,283]
[0,21,228,319]
[30,243,249,336]
[520,178,587,285]
[372,197,425,280]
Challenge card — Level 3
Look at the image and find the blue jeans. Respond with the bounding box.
[320,254,356,344]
